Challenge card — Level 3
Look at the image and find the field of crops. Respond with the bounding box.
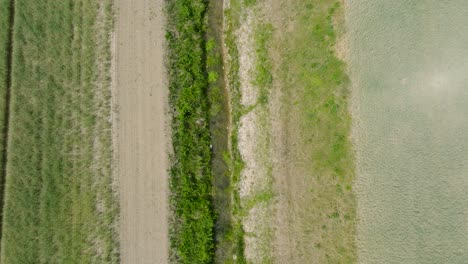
[348,1,468,262]
[0,1,118,263]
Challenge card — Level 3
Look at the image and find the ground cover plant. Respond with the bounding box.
[166,0,216,263]
[0,1,118,263]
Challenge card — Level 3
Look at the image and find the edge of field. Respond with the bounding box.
[223,0,357,262]
[0,0,13,246]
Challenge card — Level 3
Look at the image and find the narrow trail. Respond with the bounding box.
[113,0,170,263]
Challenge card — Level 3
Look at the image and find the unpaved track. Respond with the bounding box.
[113,0,169,263]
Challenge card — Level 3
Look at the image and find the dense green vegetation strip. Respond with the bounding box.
[0,1,118,263]
[166,0,215,263]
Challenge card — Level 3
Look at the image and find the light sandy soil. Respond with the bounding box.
[112,1,169,263]
[232,4,275,262]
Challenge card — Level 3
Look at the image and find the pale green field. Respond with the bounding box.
[0,1,118,263]
[347,1,468,263]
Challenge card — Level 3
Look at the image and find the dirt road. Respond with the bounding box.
[113,0,169,263]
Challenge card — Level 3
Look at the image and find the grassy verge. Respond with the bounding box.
[272,1,357,262]
[166,1,215,263]
[224,0,356,263]
[0,1,118,263]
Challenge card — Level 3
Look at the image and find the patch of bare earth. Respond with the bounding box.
[112,0,170,263]
[227,1,356,263]
[234,5,274,263]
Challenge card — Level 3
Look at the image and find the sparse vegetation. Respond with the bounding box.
[223,0,356,263]
[272,1,357,262]
[224,0,278,262]
[253,23,273,105]
[0,1,118,263]
[221,2,255,263]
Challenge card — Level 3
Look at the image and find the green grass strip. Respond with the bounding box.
[274,1,357,262]
[166,0,215,263]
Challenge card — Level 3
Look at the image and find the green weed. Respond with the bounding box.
[253,23,273,105]
[166,0,215,263]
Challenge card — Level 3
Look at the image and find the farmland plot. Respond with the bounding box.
[0,1,118,263]
[347,1,468,263]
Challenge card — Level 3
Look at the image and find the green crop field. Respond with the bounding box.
[0,1,118,263]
